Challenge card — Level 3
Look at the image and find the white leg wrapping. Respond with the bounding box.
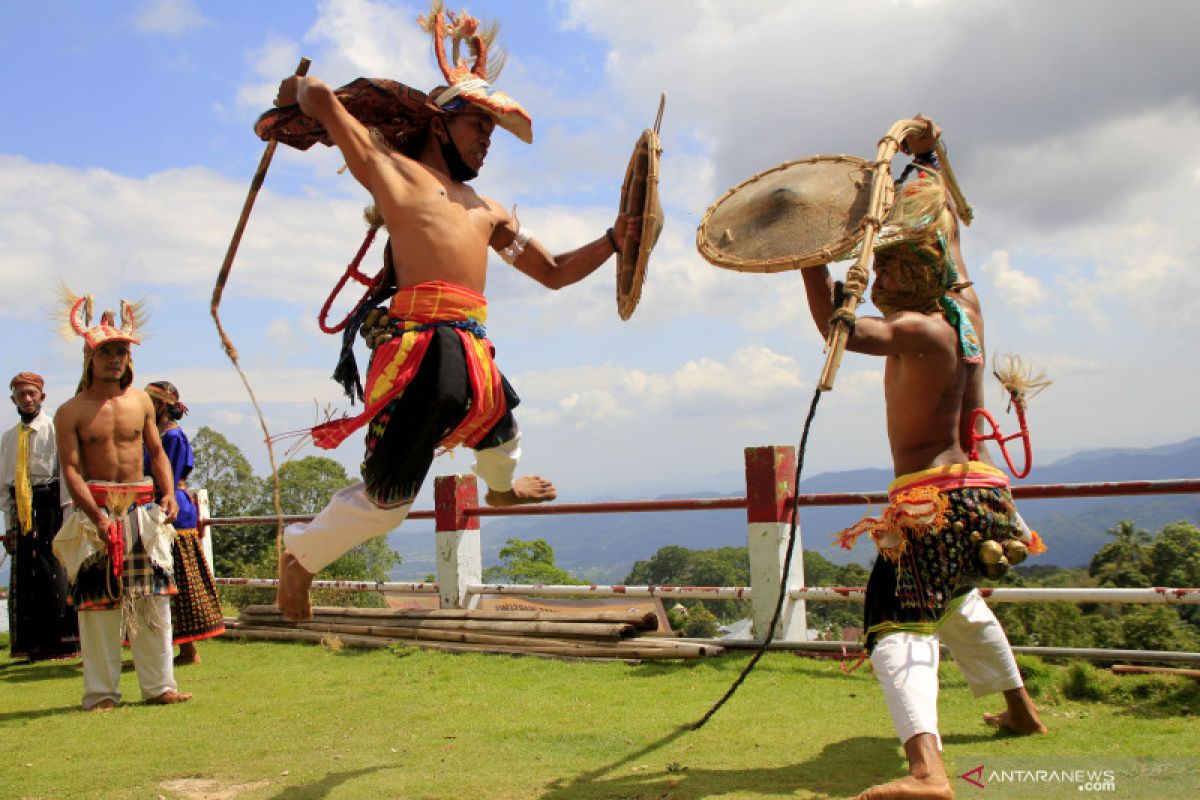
[79,608,124,710]
[283,481,412,574]
[939,589,1024,697]
[130,595,176,700]
[871,632,943,749]
[472,433,521,493]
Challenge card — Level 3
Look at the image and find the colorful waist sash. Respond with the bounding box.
[312,281,508,451]
[835,462,1042,560]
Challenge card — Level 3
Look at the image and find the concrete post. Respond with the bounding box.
[434,474,481,609]
[744,446,807,641]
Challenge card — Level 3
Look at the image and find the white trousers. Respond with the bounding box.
[870,589,1023,748]
[78,596,176,709]
[284,434,521,574]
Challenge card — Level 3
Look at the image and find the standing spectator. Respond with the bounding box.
[1,372,78,661]
[145,381,225,665]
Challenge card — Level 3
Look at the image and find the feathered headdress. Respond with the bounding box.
[57,284,145,349]
[57,284,147,391]
[418,2,532,143]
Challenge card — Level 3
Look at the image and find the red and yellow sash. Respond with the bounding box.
[312,281,508,451]
[833,462,1045,560]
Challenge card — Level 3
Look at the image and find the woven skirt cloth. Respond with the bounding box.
[170,529,226,644]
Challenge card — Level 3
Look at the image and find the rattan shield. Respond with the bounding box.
[616,128,664,320]
[697,155,873,273]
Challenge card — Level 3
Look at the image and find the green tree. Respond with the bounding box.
[189,426,268,574]
[1089,520,1154,588]
[624,545,751,622]
[1147,521,1200,627]
[483,538,583,585]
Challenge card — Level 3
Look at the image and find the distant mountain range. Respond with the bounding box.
[386,437,1200,582]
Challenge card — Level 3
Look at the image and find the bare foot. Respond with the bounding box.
[277,551,314,622]
[983,708,1047,735]
[984,686,1047,735]
[485,475,557,507]
[174,644,201,666]
[146,689,192,705]
[86,698,117,712]
[855,773,954,799]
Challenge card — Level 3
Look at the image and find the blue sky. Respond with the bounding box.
[2,0,1198,517]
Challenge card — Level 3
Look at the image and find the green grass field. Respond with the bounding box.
[2,635,1198,799]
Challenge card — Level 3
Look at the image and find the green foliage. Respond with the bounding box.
[625,545,751,622]
[1013,654,1055,699]
[482,538,584,585]
[191,426,268,573]
[802,551,869,638]
[188,428,402,610]
[1062,660,1109,701]
[681,603,720,637]
[1089,520,1154,587]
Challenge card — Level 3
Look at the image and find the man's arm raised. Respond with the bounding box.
[274,75,390,197]
[799,264,940,357]
[492,207,640,290]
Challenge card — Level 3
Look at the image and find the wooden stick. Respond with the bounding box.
[1112,665,1200,680]
[210,56,310,557]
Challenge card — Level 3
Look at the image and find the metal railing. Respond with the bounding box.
[203,447,1200,660]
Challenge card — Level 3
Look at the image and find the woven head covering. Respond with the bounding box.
[868,157,982,363]
[9,372,44,393]
[418,3,532,144]
[56,285,146,391]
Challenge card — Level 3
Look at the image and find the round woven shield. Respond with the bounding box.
[616,128,664,320]
[697,154,872,273]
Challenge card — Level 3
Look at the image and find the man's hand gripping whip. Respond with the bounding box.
[210,58,311,555]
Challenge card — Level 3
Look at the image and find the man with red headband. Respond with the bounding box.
[52,295,191,710]
[799,121,1045,799]
[264,6,637,621]
[1,372,78,661]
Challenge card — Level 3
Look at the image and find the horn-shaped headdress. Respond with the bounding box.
[57,284,146,391]
[418,2,532,143]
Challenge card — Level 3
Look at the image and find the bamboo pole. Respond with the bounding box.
[818,117,930,392]
[240,605,660,629]
[224,623,716,660]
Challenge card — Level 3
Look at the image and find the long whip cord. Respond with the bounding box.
[691,386,823,729]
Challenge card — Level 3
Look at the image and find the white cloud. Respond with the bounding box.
[132,0,209,36]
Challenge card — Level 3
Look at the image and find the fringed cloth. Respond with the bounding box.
[312,281,508,452]
[169,528,226,644]
[52,480,176,633]
[832,462,1046,651]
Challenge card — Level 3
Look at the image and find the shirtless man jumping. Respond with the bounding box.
[269,7,636,621]
[799,121,1044,799]
[53,311,191,711]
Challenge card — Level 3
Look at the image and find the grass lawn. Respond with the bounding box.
[2,635,1198,799]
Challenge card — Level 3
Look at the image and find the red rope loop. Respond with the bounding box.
[317,227,384,334]
[967,405,1033,479]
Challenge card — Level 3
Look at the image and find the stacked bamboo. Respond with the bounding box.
[224,605,724,662]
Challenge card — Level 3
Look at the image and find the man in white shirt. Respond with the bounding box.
[1,372,78,661]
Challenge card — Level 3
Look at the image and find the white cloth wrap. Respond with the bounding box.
[498,226,531,265]
[52,481,175,583]
[871,589,1024,749]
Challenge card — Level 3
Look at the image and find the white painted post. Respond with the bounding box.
[744,446,807,641]
[194,488,216,579]
[434,474,481,609]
